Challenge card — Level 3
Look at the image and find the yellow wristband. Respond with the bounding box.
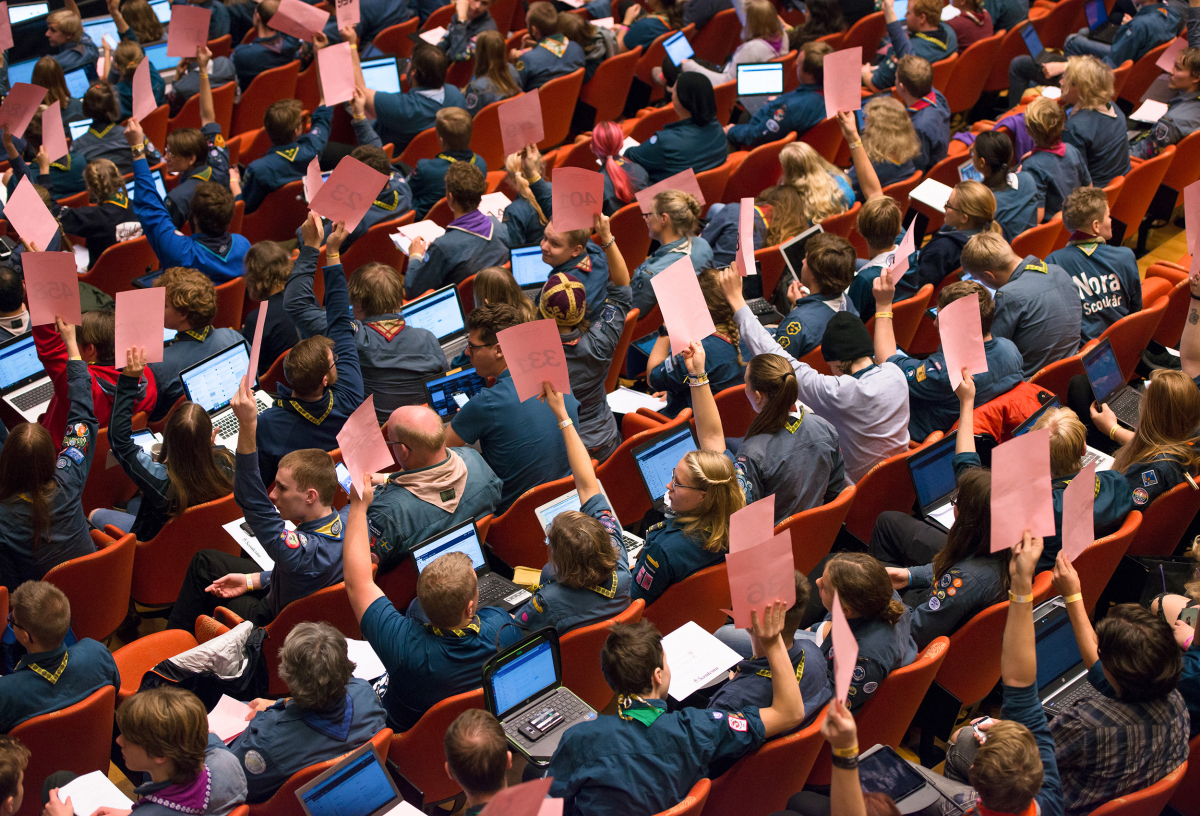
[1108,425,1119,440]
[326,253,340,261]
[1008,591,1034,604]
[875,311,894,320]
[350,43,358,50]
[67,355,83,361]
[848,140,863,150]
[246,575,253,589]
[559,418,573,429]
[832,745,859,758]
[1063,593,1083,604]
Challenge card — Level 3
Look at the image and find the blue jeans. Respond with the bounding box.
[1064,30,1113,58]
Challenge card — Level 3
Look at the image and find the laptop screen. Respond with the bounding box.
[425,367,486,418]
[0,335,44,390]
[908,434,958,512]
[958,160,984,183]
[1035,605,1086,693]
[180,343,252,413]
[64,68,91,99]
[1021,24,1044,57]
[361,57,402,94]
[893,0,908,16]
[82,19,120,50]
[412,521,486,574]
[143,42,176,72]
[490,638,557,718]
[6,58,37,87]
[663,31,693,66]
[1013,397,1061,437]
[69,119,93,140]
[1083,339,1124,404]
[296,747,398,816]
[402,288,464,342]
[779,224,824,279]
[126,170,168,201]
[1085,0,1106,29]
[511,245,552,288]
[150,0,171,22]
[9,2,48,23]
[736,63,783,96]
[632,426,698,501]
[536,491,585,532]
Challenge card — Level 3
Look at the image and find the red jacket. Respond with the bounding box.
[34,325,158,446]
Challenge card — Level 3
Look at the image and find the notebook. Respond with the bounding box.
[1082,337,1140,429]
[178,342,274,451]
[0,332,52,423]
[736,63,783,96]
[631,424,700,510]
[401,286,468,358]
[906,431,959,533]
[410,518,531,610]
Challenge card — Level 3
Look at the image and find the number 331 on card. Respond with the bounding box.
[496,319,571,402]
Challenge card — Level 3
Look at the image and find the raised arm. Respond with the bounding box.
[755,602,806,737]
[1003,531,1043,687]
[839,112,881,200]
[823,699,868,816]
[106,0,129,35]
[1181,270,1200,381]
[683,341,725,452]
[196,45,216,127]
[284,215,331,338]
[1052,551,1099,668]
[955,370,976,456]
[540,381,601,504]
[594,212,629,287]
[871,269,898,363]
[345,474,385,621]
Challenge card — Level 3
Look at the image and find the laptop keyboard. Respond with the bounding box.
[505,689,591,747]
[1046,680,1099,713]
[443,337,468,359]
[480,573,530,607]
[215,397,271,439]
[1108,388,1141,425]
[11,380,53,411]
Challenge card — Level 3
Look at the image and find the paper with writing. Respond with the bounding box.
[336,395,395,498]
[317,41,356,106]
[831,588,858,702]
[115,287,167,365]
[222,517,278,570]
[726,530,795,628]
[938,292,989,390]
[24,252,81,327]
[1061,462,1097,563]
[635,168,705,214]
[167,4,212,56]
[496,319,571,401]
[497,90,544,159]
[990,428,1057,552]
[662,620,743,700]
[651,256,716,356]
[308,155,389,231]
[551,167,604,232]
[823,47,863,119]
[335,0,360,30]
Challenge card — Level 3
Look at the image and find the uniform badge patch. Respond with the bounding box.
[712,711,723,719]
[56,457,68,469]
[728,715,747,732]
[244,750,267,775]
[62,447,83,463]
[1133,487,1150,505]
[766,119,780,132]
[853,665,866,681]
[915,365,927,382]
[863,682,878,694]
[786,322,801,335]
[75,424,88,436]
[1142,470,1159,487]
[948,588,956,596]
[928,596,941,611]
[637,567,653,589]
[282,531,301,549]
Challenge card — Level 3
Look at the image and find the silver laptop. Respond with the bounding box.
[411,518,531,611]
[0,332,53,422]
[178,342,273,451]
[534,484,645,563]
[1036,596,1101,717]
[401,286,469,359]
[294,742,417,816]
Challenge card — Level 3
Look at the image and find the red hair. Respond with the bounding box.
[592,121,634,204]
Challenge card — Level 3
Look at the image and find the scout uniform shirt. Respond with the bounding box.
[409,149,488,217]
[503,177,553,247]
[1124,453,1192,508]
[0,638,120,731]
[515,33,586,91]
[632,514,731,605]
[75,118,160,174]
[906,556,1005,650]
[232,32,301,91]
[907,89,951,172]
[549,241,613,322]
[702,201,768,268]
[1021,142,1092,219]
[992,171,1040,240]
[991,255,1083,378]
[1063,104,1131,188]
[1046,235,1142,342]
[903,227,982,298]
[623,119,729,184]
[775,290,858,360]
[129,735,248,816]
[166,122,233,228]
[629,236,715,314]
[373,85,469,153]
[404,209,511,299]
[439,9,498,61]
[1043,466,1133,568]
[556,283,631,452]
[734,408,847,519]
[817,597,918,712]
[707,640,832,730]
[871,19,957,91]
[149,324,245,418]
[726,83,825,150]
[240,106,333,214]
[463,64,523,116]
[647,331,746,418]
[1100,1,1180,70]
[49,34,99,80]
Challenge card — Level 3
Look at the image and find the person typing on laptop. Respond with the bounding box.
[285,214,445,425]
[165,375,347,631]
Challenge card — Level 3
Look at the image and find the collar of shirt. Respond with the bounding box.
[850,363,878,380]
[298,509,344,538]
[16,644,68,683]
[652,236,691,259]
[1033,143,1067,157]
[617,694,667,725]
[193,230,235,256]
[866,249,895,269]
[176,325,214,343]
[448,208,493,238]
[298,691,354,740]
[0,310,29,336]
[414,86,447,104]
[907,91,939,113]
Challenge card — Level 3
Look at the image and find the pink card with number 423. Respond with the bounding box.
[496,319,571,402]
[308,156,389,231]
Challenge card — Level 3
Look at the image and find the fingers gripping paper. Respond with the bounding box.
[726,530,795,628]
[1061,462,1097,563]
[735,197,755,276]
[115,287,167,365]
[989,428,1057,552]
[8,175,59,250]
[497,90,544,159]
[317,42,356,106]
[651,257,716,356]
[132,58,158,122]
[41,101,69,163]
[831,588,858,702]
[551,167,603,232]
[496,319,571,401]
[24,252,81,327]
[823,47,863,120]
[938,292,989,390]
[336,395,395,498]
[888,219,917,281]
[167,5,212,56]
[308,155,389,231]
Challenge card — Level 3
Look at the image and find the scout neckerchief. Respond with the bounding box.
[137,765,212,814]
[753,204,770,230]
[299,692,354,740]
[183,165,214,183]
[282,390,334,425]
[1069,231,1104,256]
[538,33,569,57]
[88,122,115,139]
[176,325,213,343]
[51,153,72,173]
[617,694,665,726]
[1032,143,1067,158]
[366,315,406,341]
[748,648,805,681]
[587,571,619,599]
[425,616,482,636]
[447,208,494,240]
[18,649,68,683]
[374,187,404,212]
[913,30,948,49]
[1023,260,1049,274]
[907,91,939,113]
[102,189,130,209]
[436,152,481,168]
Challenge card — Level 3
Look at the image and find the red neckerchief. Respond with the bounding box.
[1069,229,1097,242]
[971,800,1038,816]
[1034,143,1067,157]
[908,91,938,113]
[712,331,733,345]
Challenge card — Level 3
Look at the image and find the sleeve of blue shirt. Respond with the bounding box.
[630,536,674,604]
[952,450,983,477]
[888,352,954,404]
[234,450,289,587]
[109,374,169,501]
[239,161,269,214]
[360,595,421,675]
[530,178,553,221]
[300,106,334,157]
[352,116,384,149]
[449,386,488,445]
[1002,683,1064,816]
[646,353,689,402]
[133,156,198,268]
[727,99,787,149]
[624,138,666,178]
[321,257,365,407]
[1105,16,1146,68]
[886,18,916,58]
[282,245,328,338]
[55,360,98,498]
[403,243,448,299]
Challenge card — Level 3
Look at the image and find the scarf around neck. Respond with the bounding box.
[388,450,470,512]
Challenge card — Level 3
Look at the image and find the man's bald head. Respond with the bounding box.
[387,405,447,464]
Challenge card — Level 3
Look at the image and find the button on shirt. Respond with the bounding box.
[1046,239,1142,343]
[624,119,729,184]
[992,255,1083,377]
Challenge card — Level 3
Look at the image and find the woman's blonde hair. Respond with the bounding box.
[473,266,538,322]
[1024,96,1066,147]
[84,158,124,203]
[1062,55,1114,110]
[1032,406,1088,479]
[743,0,782,41]
[653,189,702,236]
[778,141,850,226]
[505,152,548,226]
[862,96,921,165]
[673,449,746,552]
[1114,370,1200,475]
[698,268,741,365]
[953,180,1002,233]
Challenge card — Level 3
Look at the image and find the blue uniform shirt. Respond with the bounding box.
[908,90,951,172]
[902,227,980,299]
[775,291,858,360]
[557,283,630,451]
[629,236,715,314]
[374,84,468,155]
[871,20,957,91]
[241,106,333,214]
[165,122,232,228]
[1042,468,1133,568]
[624,118,729,183]
[1126,453,1190,508]
[148,325,244,418]
[708,639,831,728]
[992,172,1040,240]
[549,241,612,322]
[75,120,160,174]
[1046,238,1142,342]
[463,65,522,115]
[322,0,414,48]
[117,67,166,120]
[1063,105,1131,188]
[503,178,553,247]
[1021,143,1092,219]
[404,211,511,299]
[702,201,767,268]
[50,36,99,80]
[631,516,728,605]
[992,255,1083,377]
[648,332,747,418]
[232,32,301,91]
[439,10,497,60]
[734,408,846,518]
[727,84,825,150]
[623,14,672,49]
[984,0,1029,31]
[1104,2,1180,69]
[0,639,120,731]
[516,34,585,90]
[409,150,487,217]
[907,556,1006,651]
[849,158,915,201]
[816,596,918,712]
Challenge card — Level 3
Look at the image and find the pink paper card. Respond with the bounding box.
[1158,37,1187,73]
[729,494,775,554]
[823,46,863,120]
[317,42,356,106]
[726,530,795,628]
[308,155,389,231]
[888,218,917,280]
[497,90,544,159]
[1186,179,1200,256]
[336,395,395,498]
[1061,462,1097,563]
[115,287,167,365]
[0,4,13,52]
[938,292,988,390]
[270,0,330,42]
[7,176,59,251]
[537,800,563,816]
[831,588,858,702]
[635,169,705,214]
[24,252,80,327]
[479,777,553,816]
[0,83,47,139]
[207,695,252,743]
[246,303,270,385]
[990,428,1057,552]
[166,4,212,56]
[496,319,571,402]
[551,167,603,232]
[335,0,360,30]
[735,197,755,276]
[650,256,716,356]
[132,58,158,122]
[41,102,68,163]
[304,156,323,203]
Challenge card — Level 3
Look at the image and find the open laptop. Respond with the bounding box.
[1012,396,1115,471]
[6,57,38,87]
[1082,337,1140,429]
[482,628,597,765]
[360,56,405,94]
[68,118,93,141]
[143,42,177,74]
[778,223,823,282]
[0,333,52,422]
[1084,0,1120,44]
[511,244,553,295]
[534,484,645,563]
[1020,24,1057,65]
[62,67,91,99]
[423,366,486,419]
[149,0,171,21]
[8,2,48,24]
[663,31,693,66]
[907,431,959,533]
[411,518,531,610]
[1035,597,1101,717]
[82,17,120,50]
[736,63,783,97]
[178,342,274,451]
[295,742,417,816]
[126,169,168,201]
[631,424,700,511]
[401,285,469,358]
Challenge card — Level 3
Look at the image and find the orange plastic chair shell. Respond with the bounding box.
[388,689,486,808]
[1074,511,1141,615]
[653,778,711,816]
[79,236,160,298]
[44,528,136,643]
[579,46,642,126]
[774,485,856,575]
[81,415,147,514]
[597,409,693,526]
[845,431,944,542]
[232,60,300,135]
[560,599,646,710]
[1127,480,1200,558]
[704,714,825,814]
[641,561,731,634]
[129,493,244,606]
[241,180,309,243]
[1090,759,1188,816]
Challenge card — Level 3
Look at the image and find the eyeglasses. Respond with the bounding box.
[668,476,707,493]
[944,203,961,214]
[466,339,497,352]
[328,351,340,372]
[7,611,23,632]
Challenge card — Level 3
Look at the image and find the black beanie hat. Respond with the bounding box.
[821,312,874,363]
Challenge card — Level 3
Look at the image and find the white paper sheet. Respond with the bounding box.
[347,637,388,680]
[908,177,954,213]
[381,802,425,816]
[606,386,667,415]
[662,621,743,700]
[221,517,290,571]
[479,191,512,219]
[591,16,614,27]
[208,694,253,741]
[1130,99,1168,123]
[56,771,133,816]
[418,25,447,44]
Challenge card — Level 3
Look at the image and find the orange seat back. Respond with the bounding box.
[537,69,586,149]
[487,474,579,568]
[1151,278,1191,348]
[242,180,309,243]
[711,383,756,438]
[259,349,290,394]
[232,60,300,135]
[247,730,393,816]
[1093,295,1168,383]
[1121,39,1173,106]
[609,200,652,275]
[1030,0,1084,48]
[371,17,421,58]
[842,11,886,53]
[985,21,1034,92]
[388,689,486,808]
[422,3,456,29]
[1128,480,1200,558]
[641,561,731,634]
[44,529,136,642]
[930,52,958,93]
[845,432,943,542]
[79,236,160,297]
[579,46,642,126]
[629,105,679,144]
[597,409,693,525]
[1029,353,1087,403]
[342,211,415,275]
[691,7,741,62]
[653,778,711,816]
[214,276,247,329]
[696,160,734,213]
[606,306,641,393]
[207,33,233,58]
[713,79,738,126]
[398,125,441,168]
[704,715,824,814]
[880,169,924,213]
[131,492,243,606]
[555,137,600,171]
[295,60,321,112]
[560,599,646,710]
[261,582,365,695]
[723,133,797,203]
[1169,735,1200,816]
[818,201,861,240]
[755,244,786,295]
[81,415,146,514]
[942,30,1004,114]
[775,485,856,575]
[1111,145,1175,242]
[800,116,844,164]
[1074,511,1141,615]
[863,284,933,350]
[469,98,507,170]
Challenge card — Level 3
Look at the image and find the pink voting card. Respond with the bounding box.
[0,83,47,139]
[496,319,571,402]
[651,256,716,356]
[0,4,13,51]
[537,800,563,816]
[635,169,705,214]
[24,252,81,327]
[166,5,212,56]
[132,58,158,122]
[479,777,553,816]
[1158,37,1187,72]
[888,219,917,280]
[1186,179,1200,256]
[207,695,252,743]
[823,46,863,120]
[335,0,360,30]
[497,90,544,159]
[990,427,1056,552]
[304,156,323,203]
[831,588,858,702]
[41,102,68,163]
[729,494,775,555]
[317,42,355,106]
[309,156,389,231]
[115,287,167,365]
[938,292,988,390]
[1061,461,1097,563]
[735,197,755,276]
[8,176,59,251]
[271,0,330,42]
[246,304,270,385]
[726,530,795,628]
[551,168,603,232]
[337,396,394,498]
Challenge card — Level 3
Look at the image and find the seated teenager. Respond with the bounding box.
[56,157,143,269]
[239,97,332,216]
[162,47,232,229]
[617,0,682,51]
[593,121,649,215]
[1021,97,1092,222]
[894,55,950,172]
[847,196,905,317]
[726,42,830,150]
[0,582,119,732]
[438,0,498,62]
[44,9,99,79]
[1130,26,1200,159]
[231,0,301,92]
[541,216,616,322]
[285,223,445,424]
[229,623,387,802]
[510,1,585,90]
[33,55,84,126]
[240,242,301,380]
[1060,56,1131,188]
[76,82,160,173]
[970,130,1040,241]
[0,736,29,816]
[359,43,467,153]
[472,267,539,321]
[782,121,866,221]
[502,145,552,247]
[113,40,166,120]
[0,267,28,339]
[863,0,956,92]
[702,186,807,268]
[463,30,522,116]
[678,0,790,110]
[947,0,993,51]
[904,181,1000,298]
[444,711,512,814]
[774,233,859,359]
[166,377,346,631]
[624,73,728,183]
[849,96,920,200]
[558,12,611,85]
[410,107,488,218]
[628,190,713,315]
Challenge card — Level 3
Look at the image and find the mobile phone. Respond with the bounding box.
[335,462,352,495]
[1182,607,1199,628]
[925,306,938,319]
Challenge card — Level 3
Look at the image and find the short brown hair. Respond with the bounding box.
[348,263,404,316]
[435,107,473,152]
[1177,46,1200,78]
[1024,96,1065,147]
[155,266,217,327]
[896,55,932,98]
[80,309,116,367]
[601,620,664,694]
[856,196,902,250]
[783,570,813,637]
[444,710,508,797]
[526,0,558,35]
[805,233,856,294]
[278,622,354,710]
[283,335,335,394]
[547,511,619,588]
[166,127,207,165]
[446,162,486,212]
[969,720,1044,813]
[416,551,478,628]
[911,0,942,24]
[0,736,29,805]
[243,241,291,301]
[800,40,832,83]
[409,43,449,89]
[82,81,120,123]
[825,553,905,624]
[466,302,524,344]
[11,581,70,646]
[1062,186,1109,233]
[938,280,995,335]
[1096,604,1182,701]
[350,145,391,175]
[191,181,235,235]
[116,688,208,785]
[1032,406,1087,478]
[264,98,304,145]
[277,448,337,505]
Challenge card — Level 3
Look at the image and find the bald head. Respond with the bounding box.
[387,405,447,468]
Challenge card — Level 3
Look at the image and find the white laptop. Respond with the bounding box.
[0,332,53,422]
[534,483,645,563]
[177,342,273,451]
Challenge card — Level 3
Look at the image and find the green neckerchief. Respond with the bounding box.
[617,694,665,727]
